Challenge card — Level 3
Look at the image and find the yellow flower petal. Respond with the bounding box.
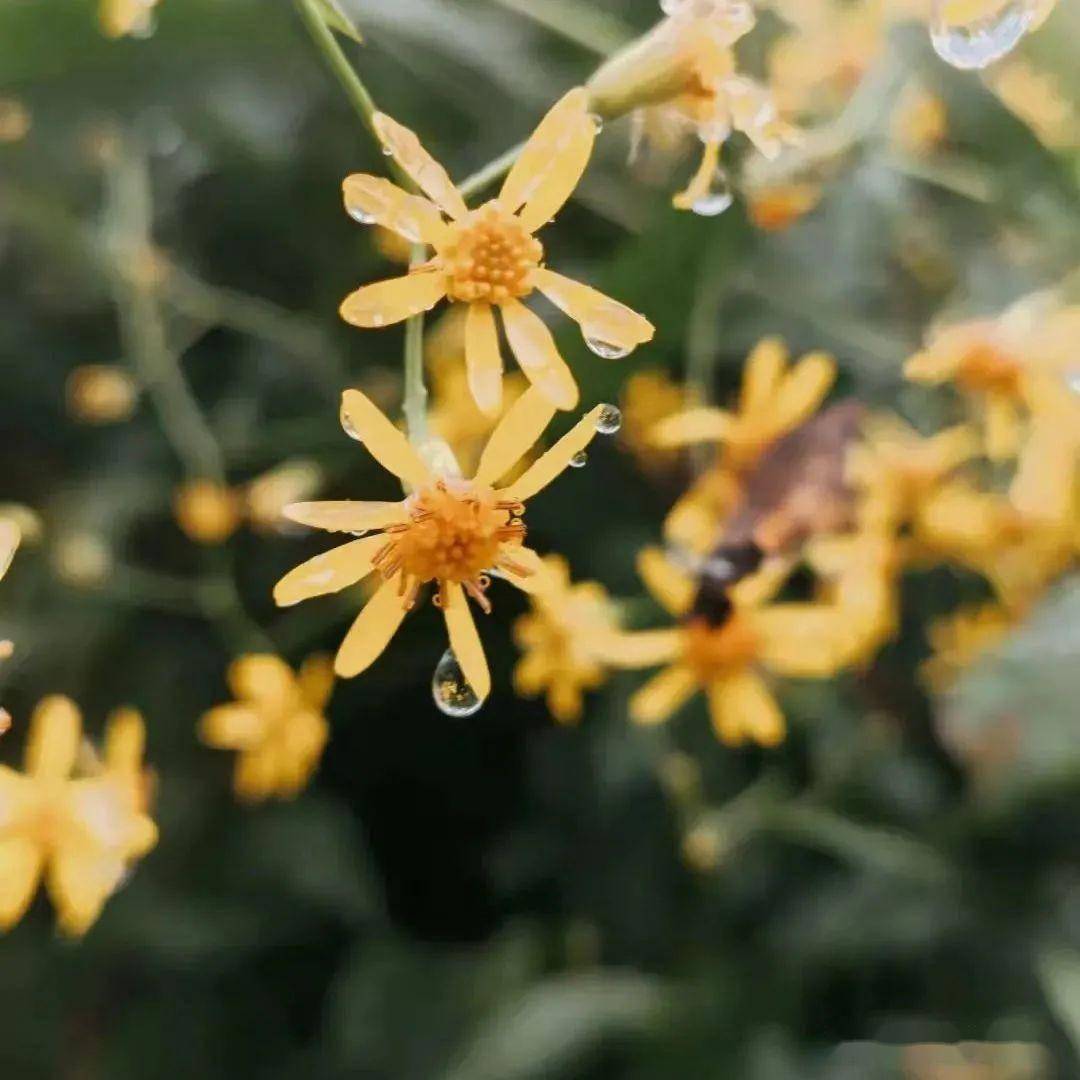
[652,407,733,448]
[339,388,432,488]
[770,352,836,433]
[49,846,123,937]
[532,268,654,354]
[443,583,491,704]
[500,87,594,232]
[984,393,1021,461]
[629,664,698,725]
[465,302,504,416]
[500,545,556,595]
[707,670,784,747]
[637,546,694,618]
[228,654,296,705]
[103,707,145,774]
[334,576,409,678]
[274,535,386,607]
[283,500,408,534]
[342,174,449,246]
[498,403,604,503]
[591,628,683,669]
[753,604,851,677]
[234,747,279,803]
[198,704,267,749]
[904,347,958,384]
[739,337,787,416]
[372,112,468,220]
[25,695,80,779]
[339,271,447,329]
[472,386,557,486]
[298,654,336,711]
[0,838,42,930]
[0,518,18,581]
[500,299,579,410]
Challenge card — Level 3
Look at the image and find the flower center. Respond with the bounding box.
[439,201,543,304]
[956,344,1022,396]
[681,613,759,681]
[371,480,529,611]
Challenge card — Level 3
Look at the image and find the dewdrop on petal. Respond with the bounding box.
[595,404,623,434]
[432,648,483,717]
[929,0,1037,70]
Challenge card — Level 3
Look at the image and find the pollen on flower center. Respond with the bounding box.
[439,201,543,304]
[681,614,759,680]
[372,480,529,611]
[955,344,1022,395]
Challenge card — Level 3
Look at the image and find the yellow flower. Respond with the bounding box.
[920,602,1013,692]
[199,654,333,802]
[652,337,836,471]
[617,368,687,476]
[99,0,159,38]
[339,89,653,414]
[173,479,243,545]
[985,59,1078,150]
[846,413,980,532]
[274,387,606,702]
[512,555,617,723]
[0,697,157,935]
[243,460,324,534]
[65,364,139,425]
[597,549,856,746]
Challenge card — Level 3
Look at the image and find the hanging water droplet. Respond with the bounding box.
[584,335,632,359]
[659,0,681,14]
[340,406,361,441]
[381,145,394,156]
[569,450,588,468]
[432,649,483,717]
[347,206,377,225]
[929,0,1035,70]
[589,113,604,133]
[595,404,622,435]
[691,168,734,217]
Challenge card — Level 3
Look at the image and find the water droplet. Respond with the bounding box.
[340,406,361,441]
[347,206,377,225]
[381,146,394,156]
[584,335,632,359]
[569,451,588,468]
[595,404,622,435]
[432,649,483,717]
[1066,370,1080,394]
[690,168,734,217]
[929,0,1035,69]
[660,0,681,13]
[589,113,604,133]
[371,313,386,327]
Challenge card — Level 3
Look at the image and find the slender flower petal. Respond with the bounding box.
[500,545,554,594]
[26,696,80,780]
[708,671,784,746]
[592,629,683,668]
[339,271,447,329]
[500,299,580,410]
[443,583,491,703]
[499,404,604,503]
[0,519,18,580]
[273,535,385,607]
[771,352,837,432]
[473,387,557,486]
[339,389,432,488]
[630,664,698,724]
[739,338,787,416]
[335,577,410,677]
[198,704,267,749]
[0,839,43,929]
[372,112,468,220]
[48,848,125,937]
[533,268,655,353]
[637,546,695,618]
[283,500,407,534]
[228,654,297,705]
[465,302,504,416]
[342,175,449,245]
[652,407,733,447]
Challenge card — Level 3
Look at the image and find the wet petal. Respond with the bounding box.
[532,268,653,353]
[335,577,409,678]
[629,664,697,725]
[443,583,491,704]
[708,670,784,747]
[342,174,449,245]
[339,271,447,329]
[498,403,604,503]
[283,500,408,534]
[228,654,297,705]
[652,407,733,448]
[274,535,387,608]
[372,112,468,219]
[473,386,556,486]
[0,838,42,930]
[501,87,594,231]
[198,704,267,749]
[26,695,80,779]
[339,388,432,487]
[465,302,504,416]
[500,300,579,410]
[637,546,694,617]
[739,337,787,416]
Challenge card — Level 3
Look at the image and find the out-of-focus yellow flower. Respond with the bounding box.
[921,602,1013,692]
[986,59,1079,149]
[99,0,159,38]
[681,822,724,871]
[902,1039,1050,1080]
[618,368,687,475]
[663,465,743,555]
[173,479,243,545]
[0,697,157,935]
[339,89,653,414]
[891,80,949,157]
[244,460,323,534]
[52,531,112,588]
[847,413,980,532]
[274,387,605,701]
[595,549,856,745]
[65,364,139,425]
[0,98,31,144]
[512,555,617,723]
[653,337,836,471]
[745,182,822,231]
[199,654,333,801]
